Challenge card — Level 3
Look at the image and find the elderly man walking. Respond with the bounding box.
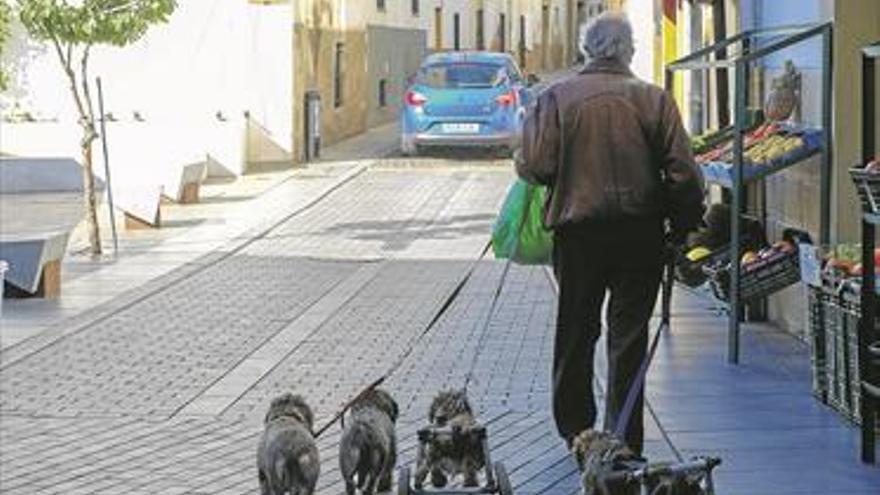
[516,13,704,455]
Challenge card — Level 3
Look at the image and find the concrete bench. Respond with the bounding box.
[1,121,211,230]
[0,157,85,297]
[98,121,208,228]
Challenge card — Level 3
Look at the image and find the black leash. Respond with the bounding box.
[611,253,676,446]
[463,183,537,392]
[314,181,537,438]
[314,239,494,438]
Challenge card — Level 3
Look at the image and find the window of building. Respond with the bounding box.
[377,0,386,12]
[378,79,388,108]
[435,7,443,50]
[499,13,507,52]
[334,42,344,108]
[476,9,485,50]
[412,0,419,16]
[453,13,461,51]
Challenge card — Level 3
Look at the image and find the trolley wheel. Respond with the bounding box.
[398,466,411,495]
[494,462,513,495]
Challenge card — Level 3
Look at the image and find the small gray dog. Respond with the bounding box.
[414,389,485,489]
[257,393,320,495]
[571,430,640,495]
[339,388,399,495]
[572,430,706,495]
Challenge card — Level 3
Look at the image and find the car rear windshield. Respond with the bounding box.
[415,63,506,89]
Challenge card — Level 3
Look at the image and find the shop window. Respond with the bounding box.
[412,0,419,16]
[476,9,485,50]
[499,13,506,52]
[378,79,388,108]
[334,43,344,108]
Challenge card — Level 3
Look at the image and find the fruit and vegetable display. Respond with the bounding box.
[690,110,764,156]
[693,123,824,184]
[738,241,797,273]
[822,244,880,279]
[690,61,824,185]
[675,205,768,288]
[704,231,809,303]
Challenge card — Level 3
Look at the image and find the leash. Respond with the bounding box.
[462,184,535,392]
[314,181,537,437]
[611,251,676,446]
[314,238,494,438]
[462,252,516,393]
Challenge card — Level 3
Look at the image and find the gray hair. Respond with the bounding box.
[579,12,635,65]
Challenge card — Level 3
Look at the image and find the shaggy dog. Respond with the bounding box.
[257,393,320,495]
[339,389,399,495]
[571,430,641,495]
[571,430,707,495]
[414,389,485,489]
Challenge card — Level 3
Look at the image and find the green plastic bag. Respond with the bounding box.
[492,179,553,265]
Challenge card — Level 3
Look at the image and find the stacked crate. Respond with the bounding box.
[809,276,878,426]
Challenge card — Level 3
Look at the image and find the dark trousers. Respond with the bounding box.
[552,218,664,455]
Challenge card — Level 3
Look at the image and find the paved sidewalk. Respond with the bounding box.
[0,162,365,351]
[2,159,879,495]
[3,64,879,494]
[0,115,407,351]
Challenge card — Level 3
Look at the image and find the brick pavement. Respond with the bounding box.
[4,161,880,495]
[2,164,565,495]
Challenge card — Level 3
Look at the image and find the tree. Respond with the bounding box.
[0,1,11,91]
[18,0,176,255]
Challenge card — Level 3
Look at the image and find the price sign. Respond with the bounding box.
[799,244,821,287]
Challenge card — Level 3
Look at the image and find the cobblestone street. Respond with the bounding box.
[0,163,576,494]
[2,161,880,494]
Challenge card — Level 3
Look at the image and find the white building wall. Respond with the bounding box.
[1,1,293,171]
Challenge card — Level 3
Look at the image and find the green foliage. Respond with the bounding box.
[0,0,11,90]
[18,0,176,47]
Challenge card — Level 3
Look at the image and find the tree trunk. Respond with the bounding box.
[81,137,101,256]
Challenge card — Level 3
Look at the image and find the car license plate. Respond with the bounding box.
[442,123,479,134]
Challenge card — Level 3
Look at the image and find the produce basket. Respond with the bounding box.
[808,275,880,427]
[839,282,880,426]
[675,216,767,288]
[850,166,880,214]
[807,283,830,402]
[704,229,810,303]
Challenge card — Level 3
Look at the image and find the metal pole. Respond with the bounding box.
[860,47,877,465]
[729,60,747,365]
[861,218,875,463]
[96,77,119,255]
[820,24,833,246]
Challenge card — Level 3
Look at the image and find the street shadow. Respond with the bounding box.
[317,213,496,252]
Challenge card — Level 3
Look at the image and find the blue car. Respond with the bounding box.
[400,51,537,156]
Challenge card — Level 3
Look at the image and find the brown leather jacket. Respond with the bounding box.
[516,59,705,236]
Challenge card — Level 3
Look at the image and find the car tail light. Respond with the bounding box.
[405,90,428,106]
[495,90,518,106]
